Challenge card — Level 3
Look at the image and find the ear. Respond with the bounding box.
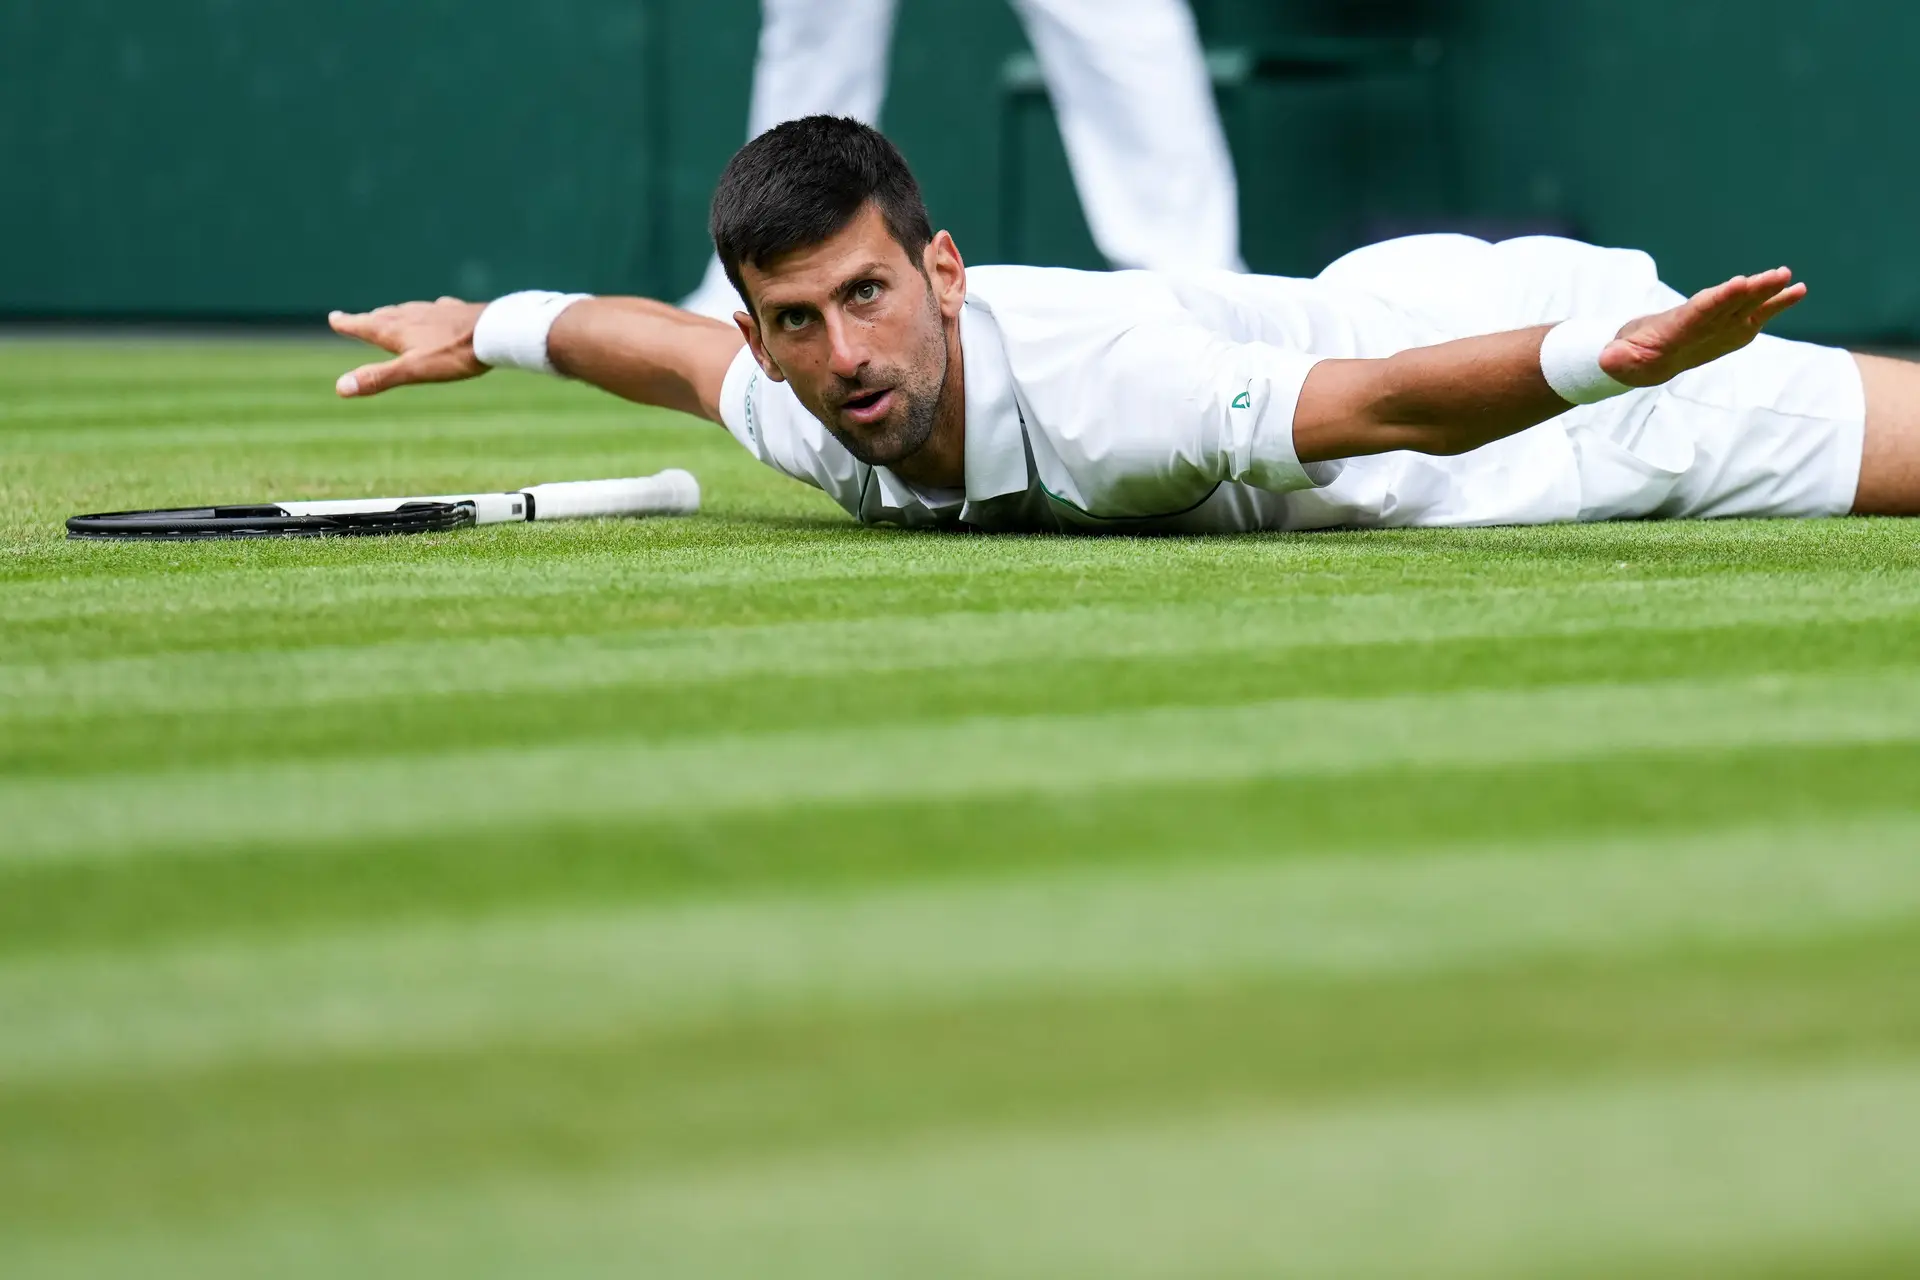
[925,230,967,322]
[734,309,786,382]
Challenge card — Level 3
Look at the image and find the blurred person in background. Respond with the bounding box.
[679,0,1242,318]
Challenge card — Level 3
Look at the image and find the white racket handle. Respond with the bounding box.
[274,469,700,525]
[523,470,700,521]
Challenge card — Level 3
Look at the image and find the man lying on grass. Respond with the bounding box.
[331,115,1920,532]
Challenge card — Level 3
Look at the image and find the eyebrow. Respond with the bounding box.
[758,262,893,320]
[832,263,892,301]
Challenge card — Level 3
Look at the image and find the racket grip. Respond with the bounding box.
[521,469,701,521]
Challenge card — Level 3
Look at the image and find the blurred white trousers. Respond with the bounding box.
[682,0,1243,317]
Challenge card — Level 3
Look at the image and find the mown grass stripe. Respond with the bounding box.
[6,574,1920,720]
[0,400,660,442]
[4,671,1917,865]
[13,1061,1920,1279]
[468,1064,1920,1280]
[0,540,902,628]
[2,817,1916,1084]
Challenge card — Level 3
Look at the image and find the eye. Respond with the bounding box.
[777,309,809,332]
[852,281,882,305]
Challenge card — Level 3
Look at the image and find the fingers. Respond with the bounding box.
[335,356,408,398]
[330,307,390,395]
[1731,268,1795,318]
[329,301,459,348]
[1690,276,1751,317]
[1720,270,1801,333]
[329,298,484,398]
[1700,279,1755,317]
[328,309,382,343]
[328,307,416,357]
[335,342,485,398]
[1687,269,1802,339]
[330,307,412,394]
[335,346,437,397]
[336,349,449,398]
[1749,281,1808,328]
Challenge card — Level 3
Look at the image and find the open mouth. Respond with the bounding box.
[840,388,893,424]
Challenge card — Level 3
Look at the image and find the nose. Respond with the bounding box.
[823,310,867,381]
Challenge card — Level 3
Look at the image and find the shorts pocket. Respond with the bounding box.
[1568,420,1695,522]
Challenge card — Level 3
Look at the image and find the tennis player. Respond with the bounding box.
[331,116,1920,530]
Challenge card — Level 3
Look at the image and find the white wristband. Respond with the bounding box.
[1540,316,1636,405]
[472,290,592,375]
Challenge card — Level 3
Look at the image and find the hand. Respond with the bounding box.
[1600,268,1807,388]
[329,297,489,398]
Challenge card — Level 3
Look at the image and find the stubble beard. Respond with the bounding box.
[828,302,950,469]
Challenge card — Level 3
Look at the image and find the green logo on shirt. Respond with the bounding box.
[1231,389,1251,410]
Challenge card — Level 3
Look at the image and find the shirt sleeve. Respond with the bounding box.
[717,346,867,513]
[1032,319,1338,519]
[1190,330,1340,495]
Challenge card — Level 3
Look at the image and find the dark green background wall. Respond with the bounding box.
[4,0,1918,339]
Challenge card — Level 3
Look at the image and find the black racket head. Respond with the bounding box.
[66,502,475,541]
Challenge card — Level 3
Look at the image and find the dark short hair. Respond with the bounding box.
[709,116,935,313]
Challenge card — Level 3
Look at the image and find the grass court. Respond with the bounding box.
[3,337,1920,1277]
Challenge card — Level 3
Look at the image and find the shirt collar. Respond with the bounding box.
[958,297,1031,503]
[866,297,1030,517]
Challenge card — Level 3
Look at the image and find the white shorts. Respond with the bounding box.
[1313,234,1866,526]
[1571,332,1864,521]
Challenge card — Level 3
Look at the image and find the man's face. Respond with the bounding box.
[737,204,965,468]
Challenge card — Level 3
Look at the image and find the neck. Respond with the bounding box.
[888,318,967,490]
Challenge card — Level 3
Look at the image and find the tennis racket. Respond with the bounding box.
[67,470,701,540]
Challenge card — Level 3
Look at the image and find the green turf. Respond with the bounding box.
[3,337,1919,1278]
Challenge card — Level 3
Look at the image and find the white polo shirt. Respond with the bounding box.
[714,240,1860,531]
[721,265,1385,533]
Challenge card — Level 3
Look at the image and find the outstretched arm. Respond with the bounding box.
[328,296,746,424]
[1293,267,1807,463]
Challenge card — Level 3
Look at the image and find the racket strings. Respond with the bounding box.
[66,502,475,541]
